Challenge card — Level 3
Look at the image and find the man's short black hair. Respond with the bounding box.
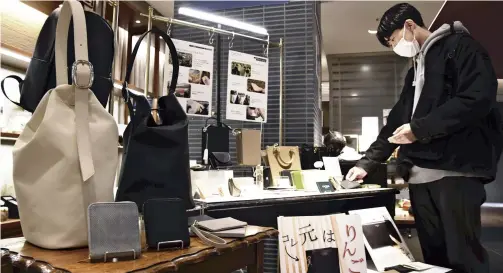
[376,3,425,47]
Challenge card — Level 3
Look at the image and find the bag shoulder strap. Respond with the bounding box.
[444,23,467,75]
[55,0,95,181]
[121,27,179,120]
[1,76,23,108]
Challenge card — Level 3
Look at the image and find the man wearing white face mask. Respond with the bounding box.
[346,3,502,273]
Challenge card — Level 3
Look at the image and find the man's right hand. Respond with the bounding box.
[346,167,368,181]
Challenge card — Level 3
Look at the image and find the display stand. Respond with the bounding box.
[140,11,286,144]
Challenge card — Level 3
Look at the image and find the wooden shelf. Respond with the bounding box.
[1,132,20,139]
[1,219,22,239]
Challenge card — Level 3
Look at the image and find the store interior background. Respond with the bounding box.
[1,0,503,268]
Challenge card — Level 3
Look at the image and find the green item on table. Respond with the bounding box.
[291,171,304,189]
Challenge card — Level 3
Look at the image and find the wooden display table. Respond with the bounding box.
[0,226,277,273]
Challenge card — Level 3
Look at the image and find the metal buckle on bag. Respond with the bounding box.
[72,60,94,89]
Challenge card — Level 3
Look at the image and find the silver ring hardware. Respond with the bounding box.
[72,60,94,89]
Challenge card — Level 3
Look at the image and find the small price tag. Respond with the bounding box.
[316,181,335,193]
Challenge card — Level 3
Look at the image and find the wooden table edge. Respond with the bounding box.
[1,228,279,273]
[144,229,278,272]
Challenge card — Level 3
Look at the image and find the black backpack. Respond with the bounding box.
[1,7,113,112]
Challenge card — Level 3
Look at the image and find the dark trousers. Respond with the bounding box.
[409,176,489,273]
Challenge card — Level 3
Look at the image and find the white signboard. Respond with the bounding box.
[333,214,367,273]
[226,50,268,122]
[164,39,214,116]
[277,214,366,273]
[349,207,414,272]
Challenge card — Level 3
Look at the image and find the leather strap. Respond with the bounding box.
[55,0,95,182]
[1,75,23,108]
[55,0,90,86]
[121,27,179,113]
[190,223,228,248]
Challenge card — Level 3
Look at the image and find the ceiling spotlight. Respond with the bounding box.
[351,93,358,97]
[361,65,370,72]
[135,20,141,24]
[179,7,268,35]
[368,30,377,34]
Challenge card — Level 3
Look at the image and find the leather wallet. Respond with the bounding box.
[341,180,362,189]
[143,198,190,250]
[196,217,247,232]
[87,202,141,263]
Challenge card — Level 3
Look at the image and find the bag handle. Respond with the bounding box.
[122,27,179,105]
[55,0,95,181]
[273,146,295,166]
[1,76,23,108]
[55,0,92,88]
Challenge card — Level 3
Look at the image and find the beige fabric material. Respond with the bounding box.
[12,0,118,249]
[265,146,302,187]
[236,129,261,166]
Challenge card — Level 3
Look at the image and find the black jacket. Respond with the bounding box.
[356,33,502,182]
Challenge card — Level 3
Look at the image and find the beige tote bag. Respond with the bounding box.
[12,0,118,249]
[266,145,302,187]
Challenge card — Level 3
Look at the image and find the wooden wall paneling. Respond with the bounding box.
[328,53,408,134]
[430,1,503,79]
[22,1,62,15]
[118,1,134,30]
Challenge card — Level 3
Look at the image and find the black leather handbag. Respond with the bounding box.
[1,6,113,112]
[115,27,194,211]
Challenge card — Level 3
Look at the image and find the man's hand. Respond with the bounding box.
[388,123,417,144]
[346,167,367,182]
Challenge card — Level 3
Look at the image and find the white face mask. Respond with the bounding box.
[393,25,420,57]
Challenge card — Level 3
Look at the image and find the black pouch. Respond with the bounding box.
[209,152,232,169]
[143,198,190,250]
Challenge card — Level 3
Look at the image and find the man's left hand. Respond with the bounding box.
[388,123,417,144]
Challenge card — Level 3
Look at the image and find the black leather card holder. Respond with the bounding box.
[143,198,190,250]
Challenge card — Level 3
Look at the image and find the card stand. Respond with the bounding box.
[157,240,184,251]
[101,249,136,263]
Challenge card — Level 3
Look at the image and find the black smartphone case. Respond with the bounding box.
[143,198,190,250]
